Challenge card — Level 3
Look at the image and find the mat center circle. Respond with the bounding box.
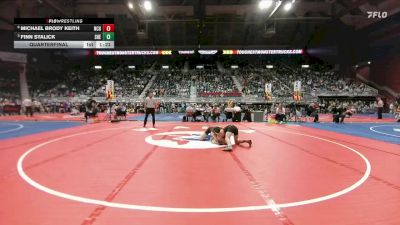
[17,126,371,213]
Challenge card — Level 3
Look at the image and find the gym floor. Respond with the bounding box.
[0,116,399,225]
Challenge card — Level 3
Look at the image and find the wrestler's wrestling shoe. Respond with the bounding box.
[223,145,233,151]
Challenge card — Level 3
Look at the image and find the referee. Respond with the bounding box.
[143,92,157,128]
[376,97,384,119]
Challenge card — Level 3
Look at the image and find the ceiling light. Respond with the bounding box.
[143,1,152,11]
[258,0,273,10]
[283,2,292,11]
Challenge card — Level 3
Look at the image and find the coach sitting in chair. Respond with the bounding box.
[275,104,286,123]
[306,103,319,123]
[332,103,344,123]
[194,104,204,122]
[224,107,234,122]
[185,104,194,122]
[203,104,211,122]
[232,104,242,122]
[84,99,99,122]
[115,103,127,120]
[211,105,221,122]
[333,104,354,123]
[242,105,252,122]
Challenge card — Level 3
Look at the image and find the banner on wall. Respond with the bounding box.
[293,80,302,101]
[106,80,115,100]
[293,80,301,92]
[265,83,272,100]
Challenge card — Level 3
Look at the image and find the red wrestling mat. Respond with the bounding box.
[0,122,399,225]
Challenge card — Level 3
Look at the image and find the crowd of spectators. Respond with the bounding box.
[237,64,377,98]
[0,71,20,102]
[0,62,386,118]
[276,64,376,97]
[2,63,378,101]
[194,70,240,97]
[0,71,22,115]
[151,70,191,97]
[237,68,289,98]
[318,99,376,114]
[32,67,152,99]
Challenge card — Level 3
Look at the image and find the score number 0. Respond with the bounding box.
[102,24,115,41]
[102,24,114,32]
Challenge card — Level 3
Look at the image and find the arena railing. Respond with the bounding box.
[316,90,378,97]
[37,91,376,104]
[37,96,317,104]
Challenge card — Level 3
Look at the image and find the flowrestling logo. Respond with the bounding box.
[367,11,388,19]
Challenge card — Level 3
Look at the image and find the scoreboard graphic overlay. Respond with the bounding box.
[14,18,115,49]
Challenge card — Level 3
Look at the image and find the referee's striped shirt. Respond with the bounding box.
[145,97,156,109]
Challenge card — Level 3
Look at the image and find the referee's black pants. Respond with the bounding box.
[25,106,33,117]
[310,111,319,122]
[144,108,155,127]
[377,107,383,119]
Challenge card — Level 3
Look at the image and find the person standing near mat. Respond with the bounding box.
[22,98,33,117]
[143,92,157,128]
[306,102,319,123]
[376,97,384,119]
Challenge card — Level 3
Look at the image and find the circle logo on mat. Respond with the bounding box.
[145,131,222,149]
